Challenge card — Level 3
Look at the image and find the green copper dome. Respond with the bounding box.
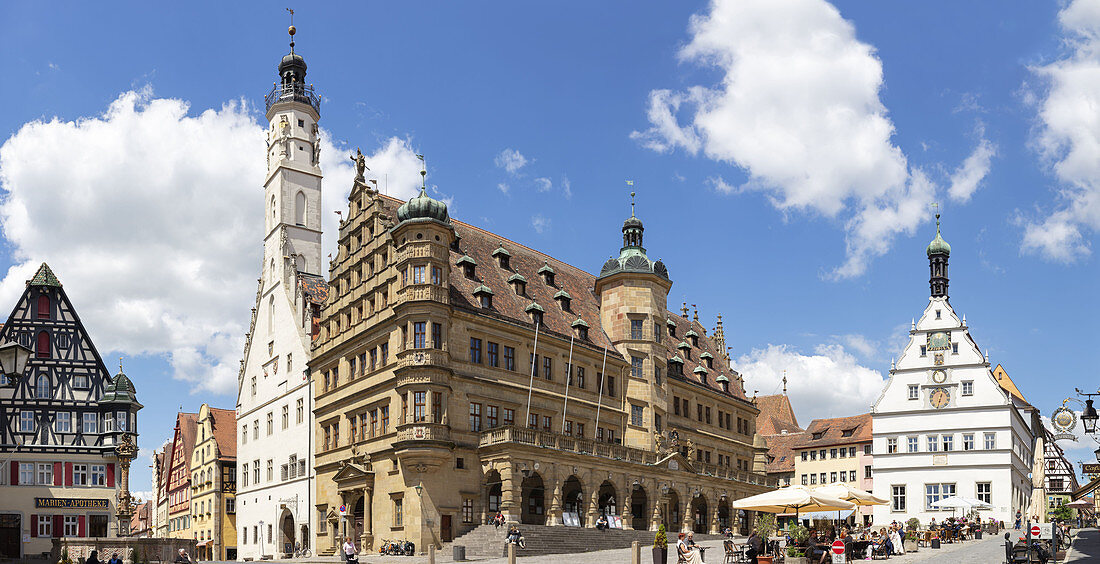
[101,369,142,408]
[926,216,951,257]
[397,188,449,225]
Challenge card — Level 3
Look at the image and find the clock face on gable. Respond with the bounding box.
[930,388,950,409]
[927,331,951,351]
[931,370,947,384]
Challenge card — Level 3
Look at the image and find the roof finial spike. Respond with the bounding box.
[931,202,941,232]
[630,190,636,218]
[286,8,296,53]
[119,356,124,373]
[782,370,788,395]
[416,154,427,194]
[681,302,689,317]
[692,304,699,323]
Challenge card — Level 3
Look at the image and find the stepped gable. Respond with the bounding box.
[664,311,747,399]
[756,394,803,436]
[763,430,806,474]
[174,412,199,459]
[378,194,619,354]
[209,407,238,460]
[799,413,872,449]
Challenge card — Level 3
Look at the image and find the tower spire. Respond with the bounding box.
[287,8,296,53]
[926,205,951,299]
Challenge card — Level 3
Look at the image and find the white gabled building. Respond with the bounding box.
[235,25,326,561]
[871,216,1040,527]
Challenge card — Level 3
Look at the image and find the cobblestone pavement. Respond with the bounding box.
[231,527,1100,564]
[1065,527,1099,563]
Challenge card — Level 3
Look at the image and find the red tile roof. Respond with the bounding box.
[208,407,237,460]
[755,394,803,436]
[374,195,748,400]
[763,430,807,474]
[795,413,872,450]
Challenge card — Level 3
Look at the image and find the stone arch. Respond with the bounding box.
[630,484,649,531]
[598,481,617,518]
[717,497,731,532]
[690,494,708,534]
[562,475,584,519]
[279,507,295,555]
[485,469,503,519]
[295,190,307,226]
[521,472,546,525]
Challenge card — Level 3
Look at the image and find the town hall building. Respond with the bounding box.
[871,217,1041,526]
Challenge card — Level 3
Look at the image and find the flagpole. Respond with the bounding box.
[560,335,576,435]
[524,320,541,429]
[593,342,609,440]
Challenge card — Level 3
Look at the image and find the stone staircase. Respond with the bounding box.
[442,524,726,559]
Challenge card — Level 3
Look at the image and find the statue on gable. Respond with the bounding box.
[350,148,369,184]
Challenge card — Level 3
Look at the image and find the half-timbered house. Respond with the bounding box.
[0,263,141,559]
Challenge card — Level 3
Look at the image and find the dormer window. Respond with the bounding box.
[667,319,677,338]
[694,366,708,385]
[508,274,527,296]
[812,431,825,440]
[571,319,589,340]
[554,289,571,312]
[686,330,699,347]
[700,352,714,369]
[525,302,545,326]
[538,261,555,286]
[677,342,691,360]
[456,255,477,278]
[841,428,855,438]
[668,356,684,376]
[473,285,493,309]
[492,244,511,269]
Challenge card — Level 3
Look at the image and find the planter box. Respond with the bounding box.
[903,539,919,553]
[651,546,667,564]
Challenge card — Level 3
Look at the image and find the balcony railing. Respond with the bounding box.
[395,422,452,443]
[265,82,321,114]
[395,284,449,306]
[480,426,776,487]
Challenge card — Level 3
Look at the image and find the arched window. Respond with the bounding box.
[271,195,277,224]
[269,296,275,333]
[37,295,50,319]
[36,331,50,358]
[270,259,276,283]
[295,255,305,273]
[295,191,306,226]
[36,374,50,399]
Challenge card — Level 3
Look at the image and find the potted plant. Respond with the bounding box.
[756,514,777,563]
[903,518,921,552]
[653,524,668,564]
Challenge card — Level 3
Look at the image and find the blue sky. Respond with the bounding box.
[2,1,1098,493]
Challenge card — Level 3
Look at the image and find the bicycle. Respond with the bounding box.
[292,543,312,558]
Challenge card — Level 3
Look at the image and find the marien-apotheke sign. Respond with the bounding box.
[35,498,109,509]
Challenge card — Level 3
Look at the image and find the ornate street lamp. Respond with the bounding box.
[0,340,32,386]
[1077,389,1099,434]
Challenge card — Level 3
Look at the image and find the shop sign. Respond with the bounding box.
[34,498,109,509]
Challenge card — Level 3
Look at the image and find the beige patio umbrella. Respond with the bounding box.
[814,483,888,524]
[731,485,855,521]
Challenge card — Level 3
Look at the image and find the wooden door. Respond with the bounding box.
[441,514,453,542]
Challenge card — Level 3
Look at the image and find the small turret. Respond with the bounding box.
[927,213,950,299]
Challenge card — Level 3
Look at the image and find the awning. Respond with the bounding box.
[785,509,855,520]
[196,540,212,547]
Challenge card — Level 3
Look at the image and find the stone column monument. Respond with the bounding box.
[115,433,139,537]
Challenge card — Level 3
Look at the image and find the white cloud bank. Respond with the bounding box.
[632,0,993,278]
[1023,0,1100,261]
[495,148,528,175]
[734,343,886,422]
[0,88,421,394]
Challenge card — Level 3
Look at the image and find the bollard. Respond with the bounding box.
[429,544,436,564]
[631,540,641,564]
[508,542,517,564]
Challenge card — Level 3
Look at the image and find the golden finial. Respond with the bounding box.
[286,8,297,52]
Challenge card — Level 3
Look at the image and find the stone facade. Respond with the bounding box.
[308,184,773,555]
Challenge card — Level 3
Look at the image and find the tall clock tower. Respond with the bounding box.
[870,216,1041,526]
[236,23,324,561]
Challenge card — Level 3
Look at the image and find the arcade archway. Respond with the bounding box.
[521,472,545,525]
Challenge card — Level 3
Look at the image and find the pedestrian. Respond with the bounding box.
[107,553,123,564]
[342,537,358,563]
[1014,510,1022,530]
[174,548,192,564]
[86,550,101,564]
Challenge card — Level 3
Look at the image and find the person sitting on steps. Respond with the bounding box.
[506,524,526,549]
[596,514,609,530]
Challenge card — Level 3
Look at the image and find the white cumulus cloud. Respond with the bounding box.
[1023,0,1100,261]
[534,177,552,192]
[494,148,528,175]
[948,135,996,203]
[733,343,885,422]
[531,214,551,234]
[0,88,421,394]
[632,0,992,278]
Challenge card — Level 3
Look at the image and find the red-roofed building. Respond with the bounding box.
[310,183,774,553]
[792,413,874,524]
[756,393,806,487]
